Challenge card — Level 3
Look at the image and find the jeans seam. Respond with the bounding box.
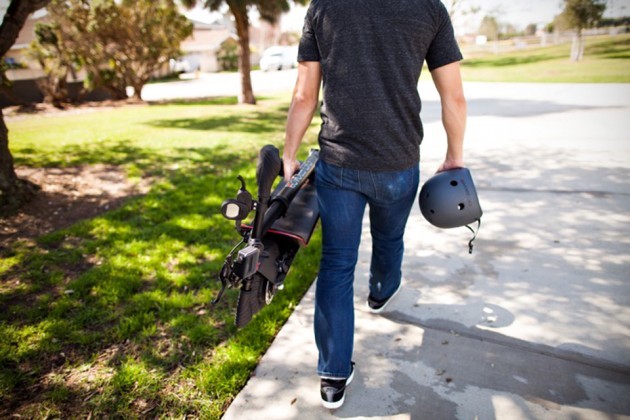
[369,171,378,200]
[339,166,344,189]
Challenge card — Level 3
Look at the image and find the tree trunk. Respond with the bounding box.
[130,70,153,101]
[105,84,129,100]
[571,33,579,61]
[0,0,51,56]
[0,109,39,212]
[571,29,584,62]
[132,81,144,100]
[0,0,52,211]
[230,2,256,105]
[0,110,18,206]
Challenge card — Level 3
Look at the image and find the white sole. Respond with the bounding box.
[321,365,355,409]
[367,282,402,314]
[322,397,344,410]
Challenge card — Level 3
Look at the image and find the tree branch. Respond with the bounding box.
[0,0,51,57]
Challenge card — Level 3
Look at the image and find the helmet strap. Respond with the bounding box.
[465,219,481,254]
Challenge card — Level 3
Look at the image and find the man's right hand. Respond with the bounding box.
[282,157,301,182]
[436,157,464,173]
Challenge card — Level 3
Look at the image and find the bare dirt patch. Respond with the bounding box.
[2,99,152,247]
[0,164,150,248]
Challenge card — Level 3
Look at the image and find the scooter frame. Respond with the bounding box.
[215,145,319,327]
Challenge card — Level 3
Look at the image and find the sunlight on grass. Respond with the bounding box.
[1,94,321,417]
[0,255,21,277]
[9,97,290,169]
[465,34,630,83]
[419,34,630,83]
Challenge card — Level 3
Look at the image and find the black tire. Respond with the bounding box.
[235,274,271,328]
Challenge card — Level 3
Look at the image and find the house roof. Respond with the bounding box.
[181,27,236,52]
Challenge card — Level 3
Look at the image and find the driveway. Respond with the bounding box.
[140,69,299,101]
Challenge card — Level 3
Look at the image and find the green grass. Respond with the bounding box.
[463,34,630,83]
[1,94,321,418]
[420,33,630,83]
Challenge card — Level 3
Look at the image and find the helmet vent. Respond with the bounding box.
[450,180,458,187]
[430,210,435,214]
[457,203,465,210]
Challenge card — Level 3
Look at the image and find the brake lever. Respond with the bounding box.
[237,175,247,191]
[236,176,253,208]
[212,253,236,304]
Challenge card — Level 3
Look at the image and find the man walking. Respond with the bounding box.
[282,0,467,409]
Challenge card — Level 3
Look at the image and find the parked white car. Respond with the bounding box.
[169,58,191,74]
[259,46,298,71]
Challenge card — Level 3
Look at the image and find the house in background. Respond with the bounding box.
[178,16,285,73]
[3,8,48,82]
[1,8,64,106]
[0,6,291,106]
[178,19,238,73]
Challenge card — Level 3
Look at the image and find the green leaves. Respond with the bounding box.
[558,0,606,31]
[38,0,194,100]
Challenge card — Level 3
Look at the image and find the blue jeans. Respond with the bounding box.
[314,160,419,378]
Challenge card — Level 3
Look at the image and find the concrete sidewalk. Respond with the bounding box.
[223,83,630,419]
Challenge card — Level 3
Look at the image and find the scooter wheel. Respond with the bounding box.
[235,274,272,328]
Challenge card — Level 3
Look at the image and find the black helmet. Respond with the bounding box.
[419,168,482,252]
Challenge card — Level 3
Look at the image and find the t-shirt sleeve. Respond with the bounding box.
[297,7,321,62]
[425,2,463,71]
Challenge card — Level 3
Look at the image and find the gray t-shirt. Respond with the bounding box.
[298,0,463,171]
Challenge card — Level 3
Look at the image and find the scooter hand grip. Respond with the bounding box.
[256,145,282,200]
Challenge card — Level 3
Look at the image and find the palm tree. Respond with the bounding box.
[180,0,307,104]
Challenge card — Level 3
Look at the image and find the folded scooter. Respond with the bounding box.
[214,145,319,327]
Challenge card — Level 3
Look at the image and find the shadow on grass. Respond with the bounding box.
[147,96,239,106]
[15,142,159,169]
[13,140,245,174]
[0,137,320,416]
[585,36,630,59]
[143,96,288,134]
[146,111,286,134]
[463,53,562,68]
[463,35,630,69]
[146,95,278,107]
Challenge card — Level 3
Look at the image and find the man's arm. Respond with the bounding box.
[283,61,322,181]
[430,61,467,172]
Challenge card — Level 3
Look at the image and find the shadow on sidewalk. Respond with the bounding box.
[332,308,630,419]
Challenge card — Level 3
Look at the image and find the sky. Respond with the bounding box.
[452,0,630,32]
[1,0,627,34]
[280,0,630,32]
[185,0,630,34]
[455,0,563,31]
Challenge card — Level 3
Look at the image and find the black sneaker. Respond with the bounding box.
[367,282,402,314]
[320,362,355,409]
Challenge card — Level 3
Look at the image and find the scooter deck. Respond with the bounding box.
[268,181,319,245]
[242,181,319,246]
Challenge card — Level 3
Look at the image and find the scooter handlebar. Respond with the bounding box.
[256,145,282,202]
